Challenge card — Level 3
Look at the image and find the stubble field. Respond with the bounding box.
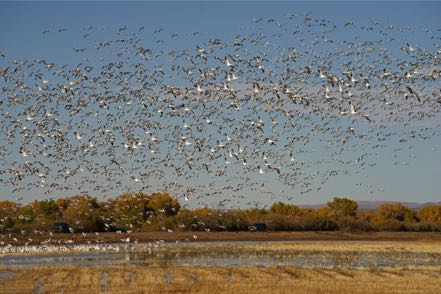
[1,239,441,293]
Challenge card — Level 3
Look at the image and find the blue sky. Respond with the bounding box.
[1,1,440,60]
[0,1,440,206]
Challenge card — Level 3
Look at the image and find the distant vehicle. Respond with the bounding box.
[248,223,267,232]
[53,222,71,233]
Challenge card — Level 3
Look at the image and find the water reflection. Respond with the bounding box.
[1,246,441,269]
[0,272,16,281]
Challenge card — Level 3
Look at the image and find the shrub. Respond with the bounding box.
[373,219,406,231]
[303,216,337,231]
[219,211,248,231]
[402,222,435,232]
[336,217,374,232]
[263,214,300,231]
[261,214,336,231]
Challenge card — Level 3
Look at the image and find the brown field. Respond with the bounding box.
[2,239,441,293]
[4,231,441,246]
[1,264,441,293]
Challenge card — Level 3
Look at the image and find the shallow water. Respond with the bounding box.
[0,272,16,281]
[1,242,441,269]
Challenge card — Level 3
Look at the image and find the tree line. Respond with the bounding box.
[1,193,441,233]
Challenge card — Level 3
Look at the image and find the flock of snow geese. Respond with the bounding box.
[1,13,440,210]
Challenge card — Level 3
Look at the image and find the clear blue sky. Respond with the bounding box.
[1,1,440,206]
[1,1,440,61]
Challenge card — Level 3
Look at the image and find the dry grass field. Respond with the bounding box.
[1,240,441,293]
[1,264,441,294]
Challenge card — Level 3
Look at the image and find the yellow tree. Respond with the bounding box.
[327,197,358,219]
[270,202,301,216]
[62,195,103,232]
[147,192,180,216]
[55,198,69,211]
[374,203,417,223]
[0,200,20,228]
[31,199,60,224]
[418,205,441,224]
[109,192,151,229]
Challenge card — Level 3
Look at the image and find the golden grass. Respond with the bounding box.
[1,241,441,293]
[158,240,441,254]
[1,264,441,294]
